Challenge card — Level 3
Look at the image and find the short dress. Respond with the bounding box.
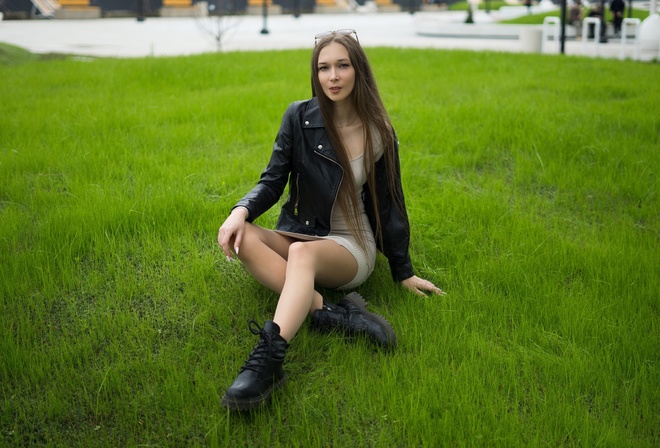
[276,154,377,290]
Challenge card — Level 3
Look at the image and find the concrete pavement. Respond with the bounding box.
[0,11,654,60]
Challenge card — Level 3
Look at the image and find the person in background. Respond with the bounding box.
[587,3,602,39]
[610,0,625,37]
[569,1,584,39]
[217,29,445,412]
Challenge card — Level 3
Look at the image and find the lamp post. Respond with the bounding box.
[560,0,566,53]
[260,0,269,34]
[137,0,147,21]
[599,0,608,42]
[465,0,474,23]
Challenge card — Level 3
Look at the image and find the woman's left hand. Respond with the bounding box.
[401,275,446,296]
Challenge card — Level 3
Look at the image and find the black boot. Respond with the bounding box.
[221,320,288,411]
[311,292,397,349]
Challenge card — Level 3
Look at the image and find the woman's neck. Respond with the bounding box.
[333,103,358,128]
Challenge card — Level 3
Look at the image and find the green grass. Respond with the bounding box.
[499,7,650,24]
[449,1,510,11]
[0,42,37,66]
[1,46,658,447]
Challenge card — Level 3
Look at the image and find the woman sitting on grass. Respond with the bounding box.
[217,29,445,412]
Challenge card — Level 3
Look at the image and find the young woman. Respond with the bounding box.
[217,29,444,412]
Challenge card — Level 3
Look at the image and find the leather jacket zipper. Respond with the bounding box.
[294,173,300,216]
[314,150,343,226]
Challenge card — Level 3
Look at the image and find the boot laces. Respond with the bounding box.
[240,320,275,373]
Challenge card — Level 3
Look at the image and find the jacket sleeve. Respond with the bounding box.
[233,103,296,222]
[375,136,415,282]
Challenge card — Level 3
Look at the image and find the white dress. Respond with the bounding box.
[276,153,378,290]
[324,153,377,289]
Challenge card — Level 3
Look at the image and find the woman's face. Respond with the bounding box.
[317,42,356,104]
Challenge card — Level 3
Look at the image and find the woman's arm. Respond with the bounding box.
[233,103,298,222]
[217,103,298,259]
[378,131,445,295]
[401,275,446,296]
[217,206,249,260]
[374,135,414,282]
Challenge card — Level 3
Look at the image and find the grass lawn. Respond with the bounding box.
[449,1,510,11]
[496,7,649,24]
[1,44,658,447]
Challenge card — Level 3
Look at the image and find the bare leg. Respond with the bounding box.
[221,227,360,412]
[233,224,333,314]
[273,240,358,341]
[232,224,358,342]
[233,224,293,293]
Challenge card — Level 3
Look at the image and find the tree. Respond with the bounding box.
[194,0,243,51]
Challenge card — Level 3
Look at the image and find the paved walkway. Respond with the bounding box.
[0,11,652,60]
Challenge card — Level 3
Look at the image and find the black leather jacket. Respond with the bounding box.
[234,97,414,282]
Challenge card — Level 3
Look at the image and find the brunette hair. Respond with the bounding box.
[311,33,408,252]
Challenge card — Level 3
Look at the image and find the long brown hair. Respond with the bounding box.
[311,33,408,252]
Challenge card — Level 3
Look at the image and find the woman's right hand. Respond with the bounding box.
[217,207,249,261]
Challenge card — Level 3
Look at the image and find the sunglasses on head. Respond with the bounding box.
[314,29,359,46]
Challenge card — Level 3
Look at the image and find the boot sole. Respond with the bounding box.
[221,375,287,412]
[340,292,397,349]
[340,291,368,308]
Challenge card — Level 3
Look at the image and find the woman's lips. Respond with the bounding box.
[329,86,341,94]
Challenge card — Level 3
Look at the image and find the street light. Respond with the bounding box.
[137,0,146,21]
[560,0,566,53]
[599,0,608,42]
[260,0,269,34]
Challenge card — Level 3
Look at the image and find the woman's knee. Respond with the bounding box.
[287,241,314,266]
[237,224,291,262]
[235,224,264,260]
